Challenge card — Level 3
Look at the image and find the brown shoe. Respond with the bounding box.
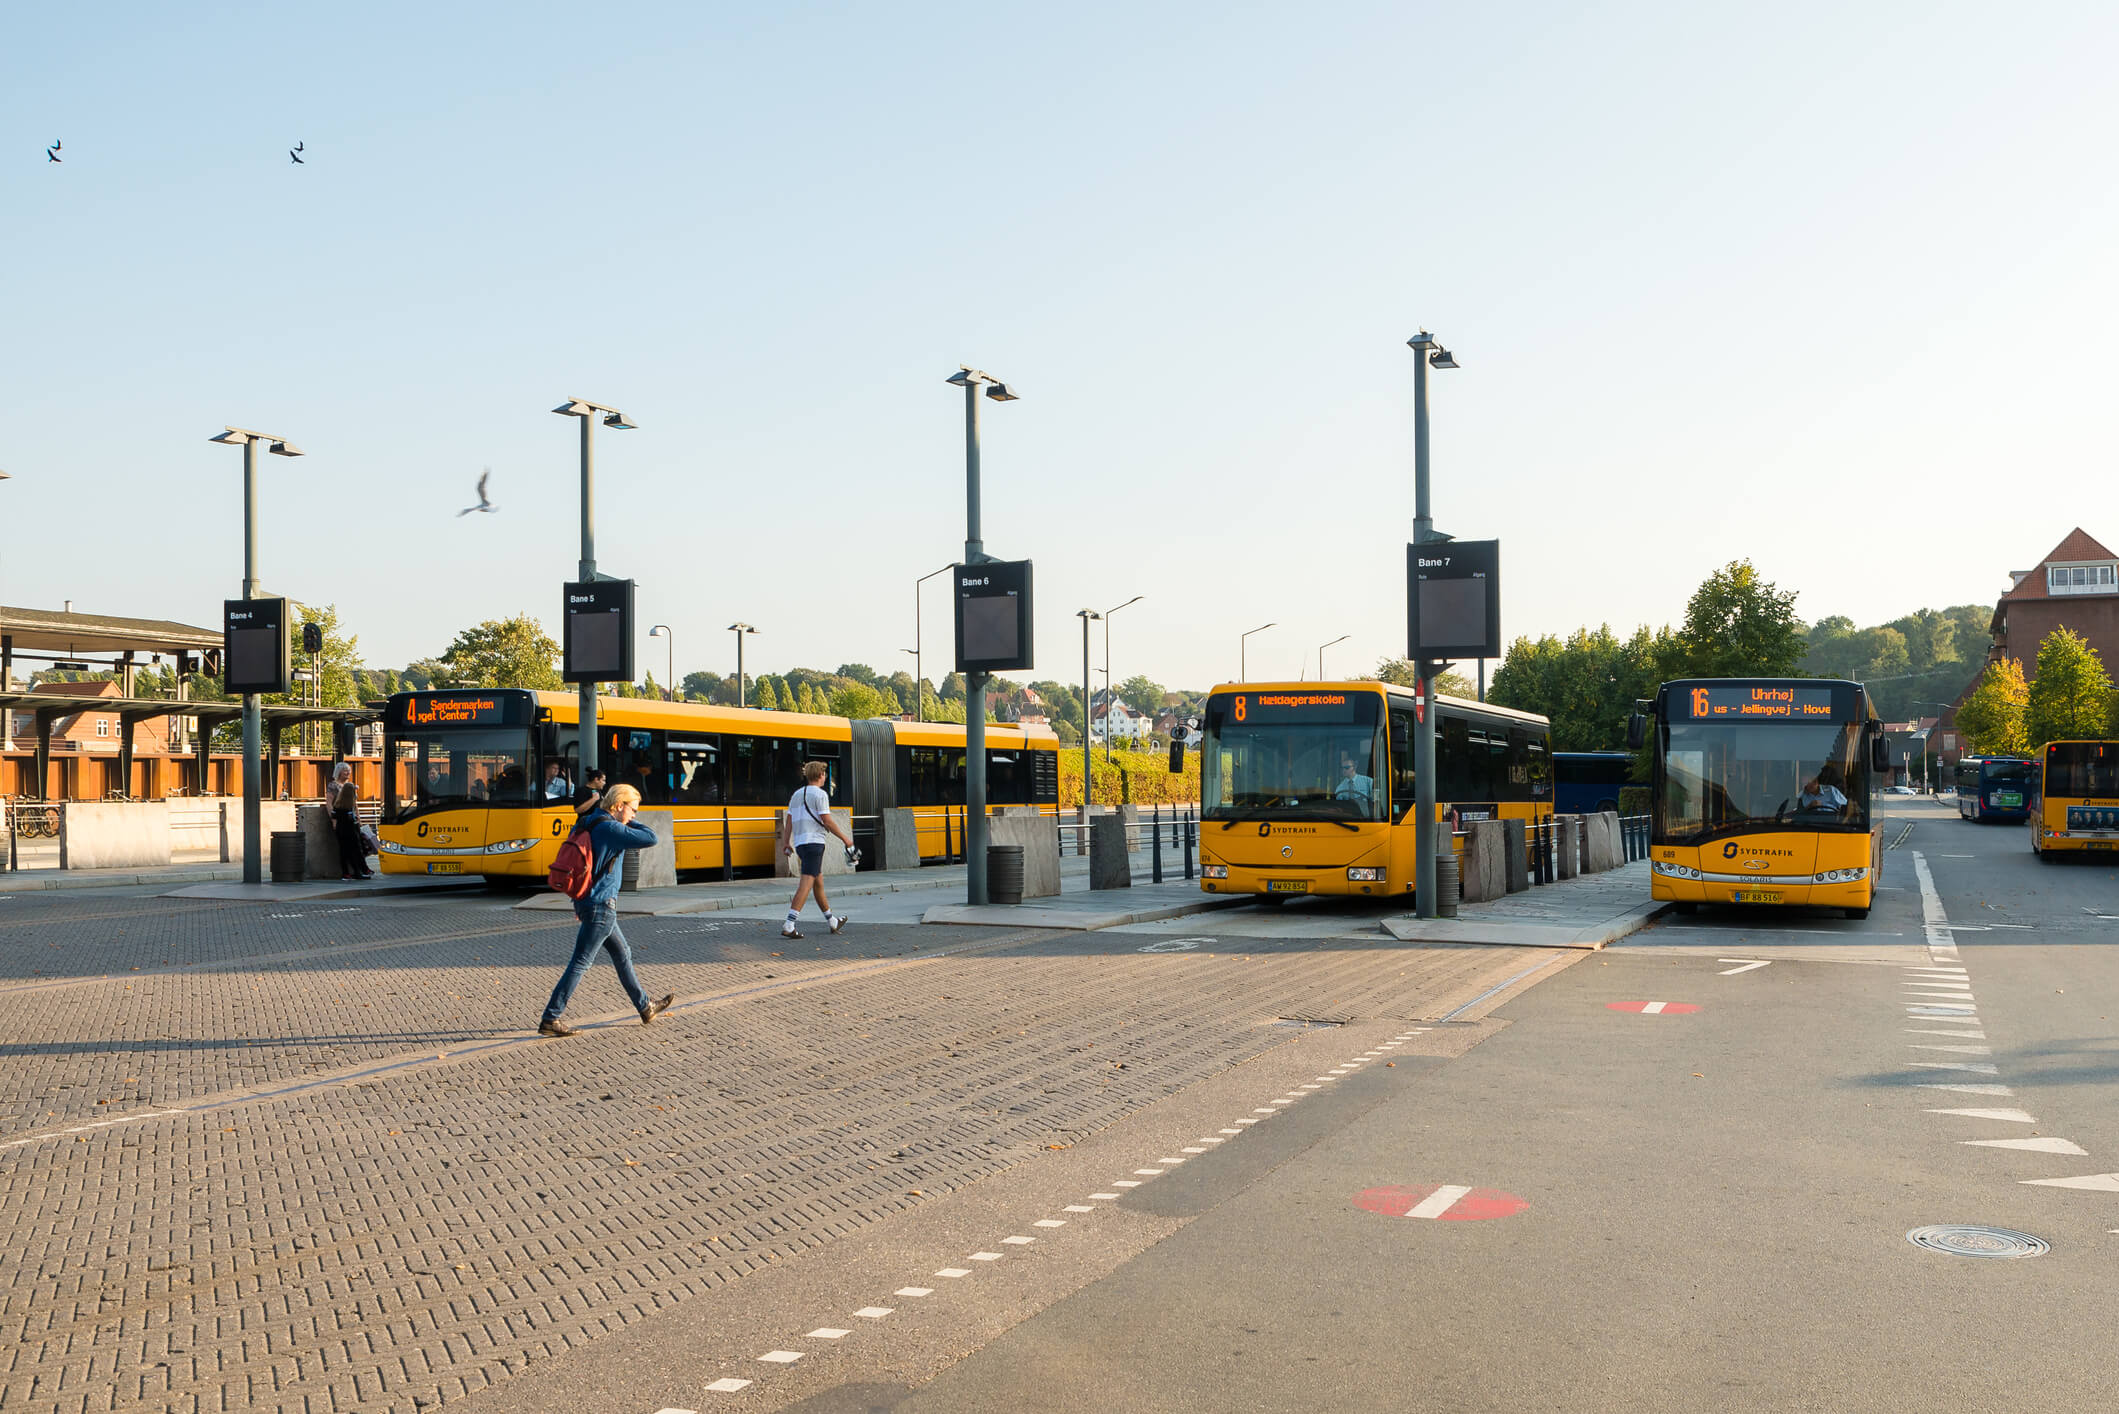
[640,993,674,1025]
[538,1018,578,1037]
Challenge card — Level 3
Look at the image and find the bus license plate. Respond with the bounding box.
[2089,842,2114,851]
[426,862,461,875]
[1732,888,1782,904]
[1266,880,1309,894]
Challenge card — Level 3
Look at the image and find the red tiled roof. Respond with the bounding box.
[2000,528,2118,602]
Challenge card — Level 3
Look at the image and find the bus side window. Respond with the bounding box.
[1439,715,1475,802]
[1390,712,1415,821]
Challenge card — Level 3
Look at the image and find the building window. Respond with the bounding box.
[96,718,110,737]
[2047,563,2117,595]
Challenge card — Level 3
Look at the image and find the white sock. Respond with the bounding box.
[785,910,798,925]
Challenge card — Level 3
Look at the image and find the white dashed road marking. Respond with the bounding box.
[935,1268,971,1278]
[807,1328,851,1339]
[854,1306,894,1318]
[1965,1137,2088,1154]
[2022,1172,2119,1192]
[1403,1184,1474,1220]
[1718,959,1772,975]
[1927,1107,2036,1123]
[705,1380,751,1393]
[895,1287,933,1297]
[1000,1235,1035,1245]
[759,1351,803,1364]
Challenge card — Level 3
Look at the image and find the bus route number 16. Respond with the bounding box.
[1691,688,1711,718]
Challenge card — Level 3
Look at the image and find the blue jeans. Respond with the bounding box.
[542,900,650,1023]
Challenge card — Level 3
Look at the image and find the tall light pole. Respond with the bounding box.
[1099,595,1143,760]
[1408,328,1459,920]
[1317,634,1349,681]
[208,425,304,885]
[648,624,673,701]
[727,623,756,706]
[1913,700,1955,792]
[1077,609,1100,820]
[944,365,1019,907]
[1240,622,1276,682]
[912,563,951,722]
[551,398,637,775]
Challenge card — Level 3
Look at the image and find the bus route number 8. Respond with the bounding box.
[1691,687,1711,718]
[1234,696,1247,722]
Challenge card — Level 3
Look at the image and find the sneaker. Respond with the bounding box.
[828,913,849,935]
[640,993,674,1025]
[537,1018,578,1038]
[781,924,804,940]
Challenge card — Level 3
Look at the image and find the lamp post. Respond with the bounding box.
[1077,609,1100,822]
[1913,701,1955,792]
[551,398,637,776]
[944,365,1019,907]
[648,625,673,701]
[727,623,756,707]
[1239,622,1276,682]
[1317,634,1349,681]
[1407,328,1459,920]
[1099,595,1143,761]
[912,563,952,722]
[207,426,304,885]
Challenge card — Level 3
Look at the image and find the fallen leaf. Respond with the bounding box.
[1691,1073,1704,1078]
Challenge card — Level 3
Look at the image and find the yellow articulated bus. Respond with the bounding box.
[375,689,1059,885]
[1636,678,1889,919]
[1196,681,1551,903]
[2029,739,2119,861]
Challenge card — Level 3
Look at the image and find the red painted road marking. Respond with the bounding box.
[1354,1184,1528,1221]
[1607,1001,1700,1015]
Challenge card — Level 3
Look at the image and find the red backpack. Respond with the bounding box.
[547,827,596,898]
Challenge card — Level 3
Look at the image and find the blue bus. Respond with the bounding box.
[1552,750,1633,816]
[1955,756,2036,823]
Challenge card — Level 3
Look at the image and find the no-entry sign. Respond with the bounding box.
[1607,1001,1700,1015]
[1355,1184,1527,1221]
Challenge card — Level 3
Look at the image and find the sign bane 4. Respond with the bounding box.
[954,558,1034,674]
[223,596,291,695]
[1407,538,1500,662]
[563,578,635,684]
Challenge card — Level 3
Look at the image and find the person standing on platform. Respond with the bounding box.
[328,762,371,880]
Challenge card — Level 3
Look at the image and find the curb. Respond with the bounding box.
[1380,899,1670,950]
[921,893,1251,931]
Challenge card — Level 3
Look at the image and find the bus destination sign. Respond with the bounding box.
[1683,686,1836,720]
[1222,691,1362,725]
[405,695,505,727]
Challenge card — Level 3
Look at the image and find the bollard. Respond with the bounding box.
[1152,802,1164,883]
[721,809,734,882]
[943,807,953,865]
[1183,806,1195,881]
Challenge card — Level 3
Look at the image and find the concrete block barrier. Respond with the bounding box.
[59,801,172,871]
[1555,816,1579,879]
[1503,819,1529,893]
[623,809,678,891]
[987,813,1061,899]
[1090,814,1132,890]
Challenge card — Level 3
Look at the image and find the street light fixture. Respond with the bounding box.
[944,365,1020,907]
[1406,328,1461,920]
[1239,622,1276,682]
[208,424,306,885]
[648,624,673,701]
[551,397,637,775]
[1317,634,1349,680]
[727,623,757,707]
[1101,595,1143,761]
[911,563,952,722]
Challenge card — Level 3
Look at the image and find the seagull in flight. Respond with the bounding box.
[458,468,496,517]
[290,141,304,165]
[46,140,61,163]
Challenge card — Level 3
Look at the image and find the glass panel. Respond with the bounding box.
[1201,694,1385,821]
[2046,742,2119,798]
[1658,721,1869,841]
[389,729,537,818]
[669,737,723,803]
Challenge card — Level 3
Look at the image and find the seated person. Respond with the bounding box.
[1797,770,1849,813]
[1334,755,1375,809]
[542,761,572,800]
[468,777,489,802]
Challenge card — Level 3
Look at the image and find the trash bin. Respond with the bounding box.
[1433,847,1461,918]
[269,830,306,884]
[987,844,1025,906]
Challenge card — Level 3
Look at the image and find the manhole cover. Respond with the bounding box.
[1906,1224,2049,1258]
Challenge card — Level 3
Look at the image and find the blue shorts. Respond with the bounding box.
[796,843,826,877]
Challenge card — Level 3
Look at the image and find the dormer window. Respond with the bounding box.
[2047,563,2117,595]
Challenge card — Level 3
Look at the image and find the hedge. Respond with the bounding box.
[1056,748,1200,807]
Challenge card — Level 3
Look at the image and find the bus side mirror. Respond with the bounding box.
[1626,713,1646,750]
[1871,734,1891,772]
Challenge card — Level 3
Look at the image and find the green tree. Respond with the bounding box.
[1665,560,1804,680]
[829,683,892,719]
[1487,624,1671,751]
[1956,658,2030,757]
[681,669,724,702]
[939,672,966,701]
[1053,716,1080,746]
[1371,659,1477,697]
[437,615,562,689]
[1116,674,1165,715]
[921,688,966,723]
[753,677,781,711]
[836,663,879,687]
[2024,629,2113,747]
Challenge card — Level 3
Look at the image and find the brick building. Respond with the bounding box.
[1988,527,2119,676]
[6,680,174,754]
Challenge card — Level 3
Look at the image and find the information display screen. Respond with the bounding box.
[223,597,289,695]
[563,578,634,684]
[1408,539,1500,661]
[1679,685,1839,720]
[954,559,1034,674]
[1216,690,1366,725]
[385,692,534,730]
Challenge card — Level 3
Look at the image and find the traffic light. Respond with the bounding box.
[302,622,324,656]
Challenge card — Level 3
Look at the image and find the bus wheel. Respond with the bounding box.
[1845,906,1870,920]
[2037,847,2057,864]
[1672,901,1697,915]
[1257,893,1287,907]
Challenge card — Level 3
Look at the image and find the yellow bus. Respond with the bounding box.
[1636,678,1888,919]
[1196,681,1551,903]
[2029,739,2119,861]
[375,689,1059,885]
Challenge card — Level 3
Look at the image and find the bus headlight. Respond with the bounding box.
[1813,867,1868,884]
[484,838,538,854]
[377,839,404,854]
[1652,860,1703,880]
[1346,867,1385,881]
[1201,864,1229,879]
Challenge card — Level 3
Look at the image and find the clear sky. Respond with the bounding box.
[7,3,2116,694]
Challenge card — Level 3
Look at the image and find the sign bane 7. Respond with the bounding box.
[1407,538,1500,662]
[223,597,291,695]
[954,559,1034,674]
[563,578,635,684]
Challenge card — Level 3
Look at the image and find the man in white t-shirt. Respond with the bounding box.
[779,760,857,938]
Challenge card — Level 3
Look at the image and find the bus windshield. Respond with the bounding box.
[1982,760,2036,787]
[1658,720,1870,842]
[1202,692,1386,821]
[2045,742,2119,798]
[387,728,540,820]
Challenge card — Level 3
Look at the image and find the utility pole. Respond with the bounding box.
[1408,329,1458,920]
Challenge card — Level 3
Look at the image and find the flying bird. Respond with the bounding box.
[46,140,60,163]
[458,468,495,517]
[289,142,304,165]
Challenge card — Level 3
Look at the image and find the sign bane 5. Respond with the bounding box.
[563,578,635,684]
[1407,538,1500,662]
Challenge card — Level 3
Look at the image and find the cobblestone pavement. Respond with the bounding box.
[0,887,1545,1413]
